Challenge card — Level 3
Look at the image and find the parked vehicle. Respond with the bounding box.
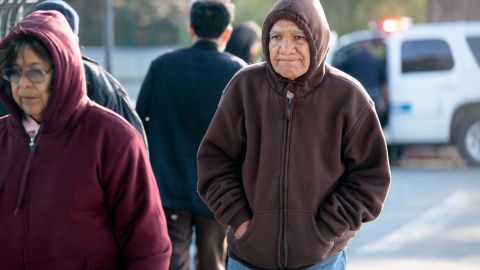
[329,18,480,166]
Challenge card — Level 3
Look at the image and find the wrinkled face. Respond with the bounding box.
[10,46,52,122]
[269,19,310,80]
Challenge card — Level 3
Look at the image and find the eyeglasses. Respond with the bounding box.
[2,67,52,84]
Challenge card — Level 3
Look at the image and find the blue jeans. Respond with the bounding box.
[227,251,347,270]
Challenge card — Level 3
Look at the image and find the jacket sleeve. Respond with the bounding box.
[317,104,391,242]
[135,62,155,131]
[104,134,171,270]
[197,95,252,230]
[84,59,147,146]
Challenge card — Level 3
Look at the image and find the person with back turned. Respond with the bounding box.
[136,0,246,269]
[225,20,262,64]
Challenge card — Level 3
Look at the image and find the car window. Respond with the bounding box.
[466,36,480,67]
[401,39,454,73]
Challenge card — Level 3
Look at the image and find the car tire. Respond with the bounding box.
[456,115,480,166]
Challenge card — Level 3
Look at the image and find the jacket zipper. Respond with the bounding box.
[28,131,37,151]
[279,90,295,268]
[15,130,38,215]
[21,130,39,270]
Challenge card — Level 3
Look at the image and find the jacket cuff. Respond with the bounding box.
[316,220,337,243]
[229,208,252,231]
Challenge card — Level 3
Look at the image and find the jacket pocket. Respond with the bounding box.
[334,230,356,252]
[227,211,279,269]
[25,256,87,270]
[286,211,334,268]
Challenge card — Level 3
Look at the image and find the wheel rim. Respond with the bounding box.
[465,120,480,162]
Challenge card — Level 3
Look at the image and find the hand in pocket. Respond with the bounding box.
[234,220,250,240]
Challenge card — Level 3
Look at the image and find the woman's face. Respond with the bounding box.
[10,46,52,122]
[269,19,310,80]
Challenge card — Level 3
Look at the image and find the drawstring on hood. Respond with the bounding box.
[262,0,331,97]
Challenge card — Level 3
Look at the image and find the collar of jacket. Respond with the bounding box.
[192,39,219,51]
[265,62,328,98]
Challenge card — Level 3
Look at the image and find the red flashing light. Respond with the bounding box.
[380,17,412,33]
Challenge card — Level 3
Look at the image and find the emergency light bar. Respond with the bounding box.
[369,16,412,33]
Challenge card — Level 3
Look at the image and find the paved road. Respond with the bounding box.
[348,167,480,270]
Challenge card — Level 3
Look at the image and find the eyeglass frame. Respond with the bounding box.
[2,67,53,84]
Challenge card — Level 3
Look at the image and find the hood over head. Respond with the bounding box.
[0,10,87,134]
[262,0,331,94]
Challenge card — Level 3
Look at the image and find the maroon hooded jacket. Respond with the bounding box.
[0,11,171,270]
[198,0,391,269]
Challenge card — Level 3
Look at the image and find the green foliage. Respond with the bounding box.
[66,0,102,45]
[233,0,276,27]
[322,0,428,36]
[67,0,188,46]
[65,0,429,46]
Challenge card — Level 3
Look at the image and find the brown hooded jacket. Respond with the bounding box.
[198,0,391,268]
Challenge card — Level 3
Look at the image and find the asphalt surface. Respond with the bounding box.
[348,147,480,270]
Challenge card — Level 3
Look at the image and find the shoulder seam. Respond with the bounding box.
[343,104,374,145]
[222,95,242,142]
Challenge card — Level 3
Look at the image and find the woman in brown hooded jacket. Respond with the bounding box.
[197,0,391,269]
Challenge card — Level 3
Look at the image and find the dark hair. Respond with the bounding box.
[190,0,234,39]
[225,21,261,64]
[0,35,53,96]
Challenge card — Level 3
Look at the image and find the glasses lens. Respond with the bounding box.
[25,69,46,83]
[2,69,21,83]
[2,68,48,84]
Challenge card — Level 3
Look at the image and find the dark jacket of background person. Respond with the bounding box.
[335,44,388,125]
[197,0,391,268]
[33,0,147,142]
[225,21,262,64]
[82,55,147,140]
[137,2,246,269]
[0,11,171,270]
[0,100,6,115]
[136,40,246,216]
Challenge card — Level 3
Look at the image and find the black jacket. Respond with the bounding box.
[83,56,147,144]
[0,102,6,116]
[136,40,246,215]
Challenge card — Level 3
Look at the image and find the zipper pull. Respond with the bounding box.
[28,129,39,152]
[29,137,34,149]
[286,91,295,120]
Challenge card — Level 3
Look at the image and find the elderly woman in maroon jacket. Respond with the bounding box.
[0,11,171,270]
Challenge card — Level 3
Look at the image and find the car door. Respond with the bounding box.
[387,28,465,144]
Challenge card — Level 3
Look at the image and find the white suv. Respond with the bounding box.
[330,19,480,166]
